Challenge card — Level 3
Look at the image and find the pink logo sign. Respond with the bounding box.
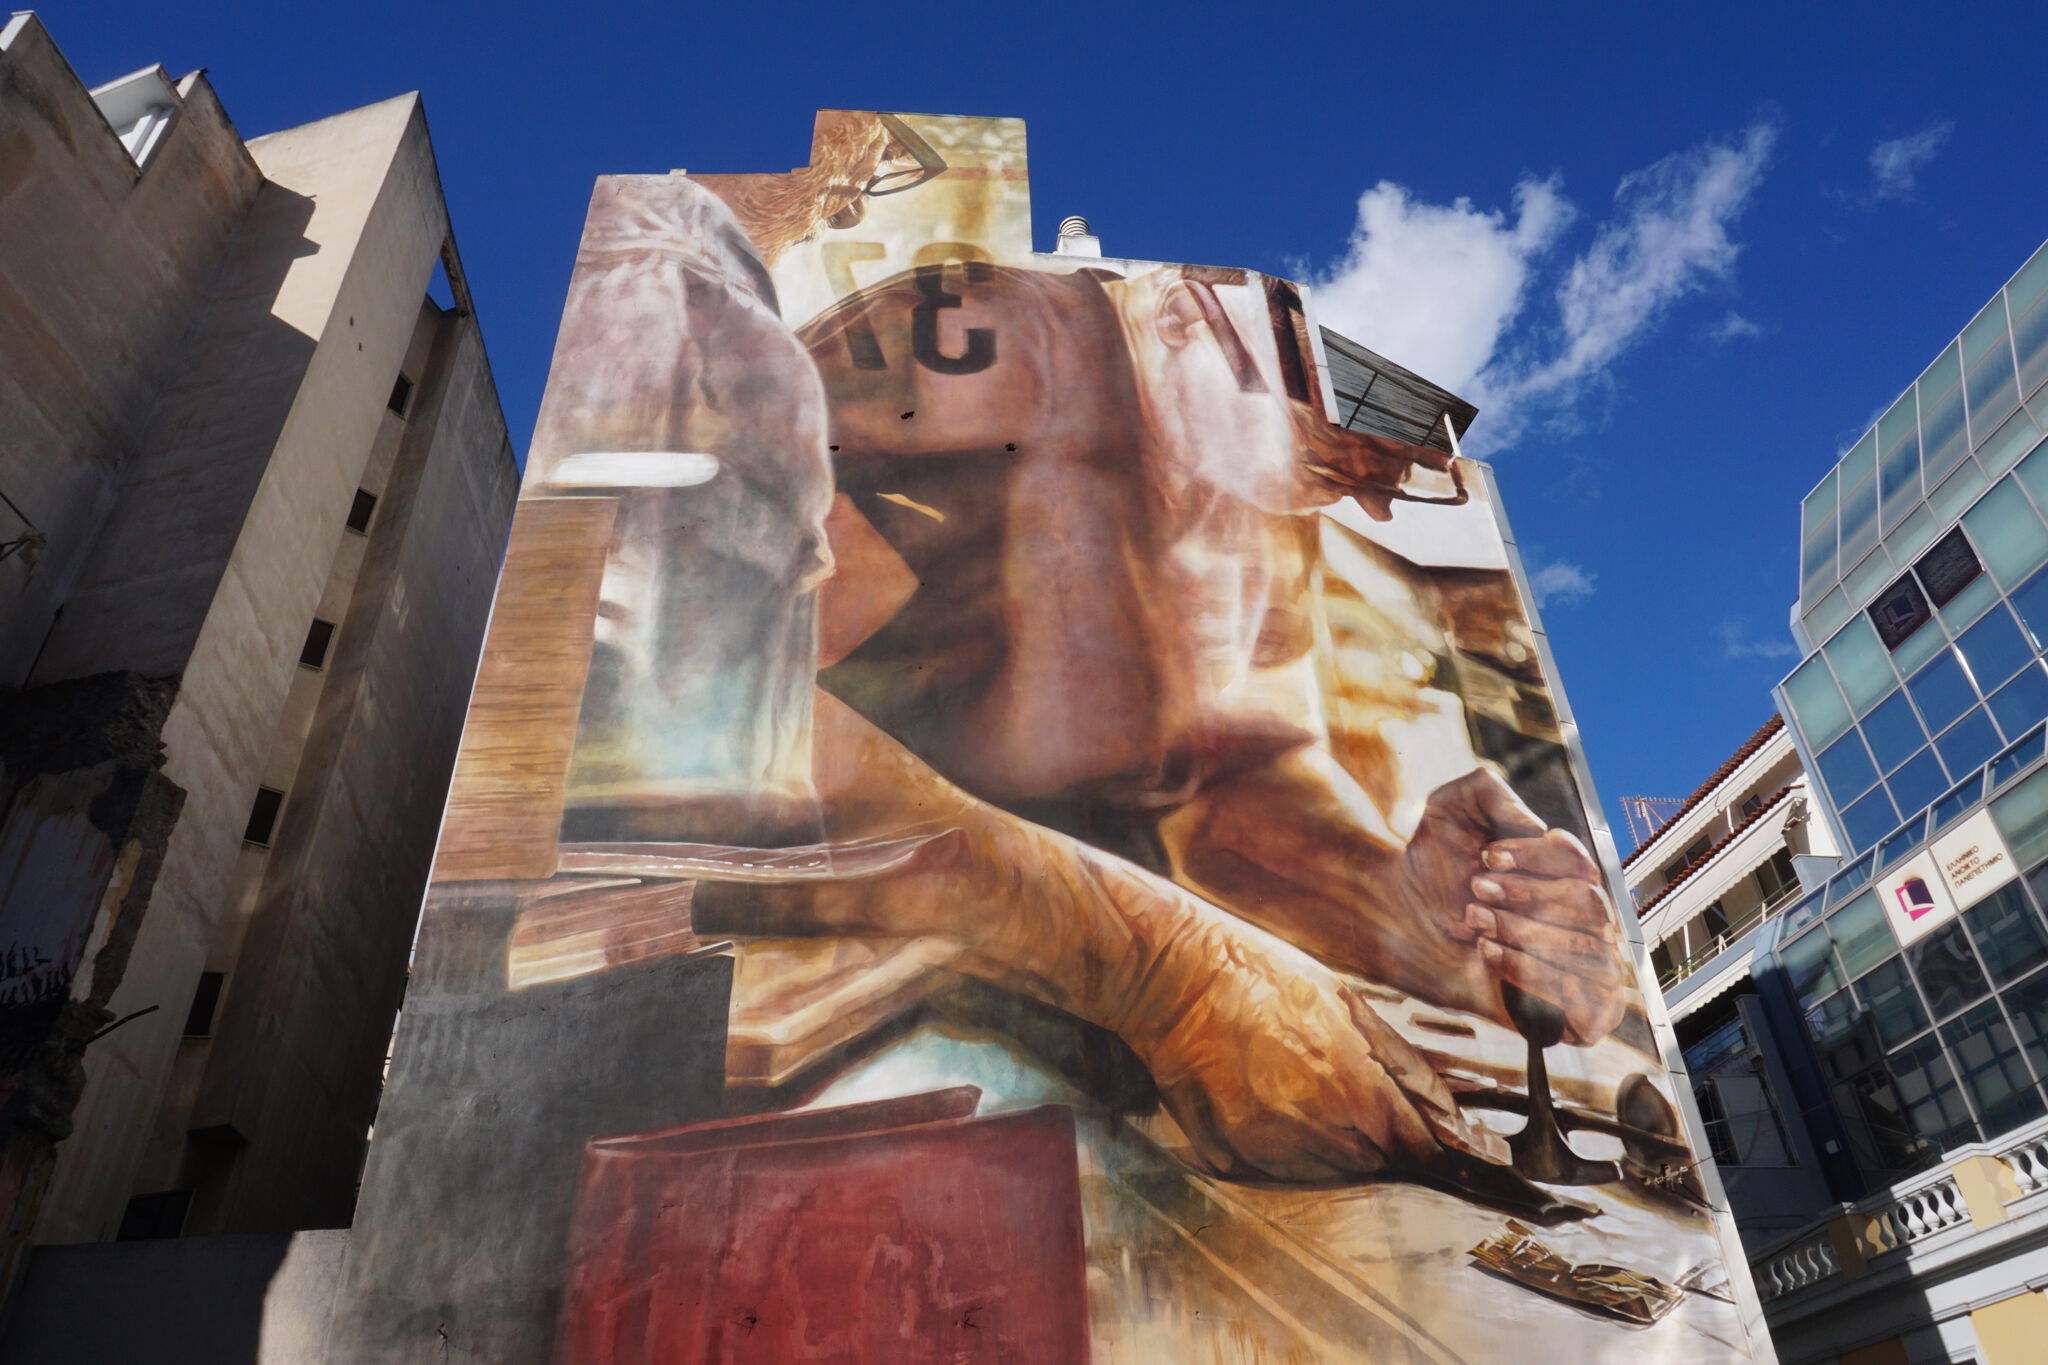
[1895,876,1939,921]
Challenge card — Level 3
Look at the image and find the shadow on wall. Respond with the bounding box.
[0,178,322,1268]
[0,1231,344,1365]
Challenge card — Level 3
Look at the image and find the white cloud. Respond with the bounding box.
[1710,310,1764,343]
[1529,560,1596,607]
[1717,618,1796,661]
[1868,121,1953,202]
[1308,176,1572,396]
[1311,123,1776,454]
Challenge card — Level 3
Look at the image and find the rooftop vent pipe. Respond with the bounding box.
[1054,216,1101,258]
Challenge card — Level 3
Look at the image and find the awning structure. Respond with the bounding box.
[1667,951,1756,1023]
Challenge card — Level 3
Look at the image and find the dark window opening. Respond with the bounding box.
[1915,529,1982,608]
[299,618,336,670]
[243,787,284,847]
[183,972,225,1037]
[1700,900,1732,938]
[1871,574,1933,650]
[117,1190,192,1241]
[1663,834,1713,887]
[346,490,377,534]
[1741,794,1763,816]
[387,373,414,416]
[1755,849,1799,903]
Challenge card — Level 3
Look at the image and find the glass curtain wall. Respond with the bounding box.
[1781,442,2048,852]
[1766,764,2048,1183]
[1796,240,2048,645]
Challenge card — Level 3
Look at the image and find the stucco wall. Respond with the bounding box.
[33,94,473,1246]
[0,16,261,682]
[189,306,519,1233]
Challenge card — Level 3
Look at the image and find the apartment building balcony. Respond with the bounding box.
[1660,878,1810,992]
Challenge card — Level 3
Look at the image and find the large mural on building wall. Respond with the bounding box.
[327,112,1763,1363]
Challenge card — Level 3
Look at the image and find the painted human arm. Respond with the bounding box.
[693,691,1507,1182]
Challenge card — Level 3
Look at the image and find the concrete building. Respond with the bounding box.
[0,8,518,1272]
[1625,716,1843,1254]
[1627,237,2048,1365]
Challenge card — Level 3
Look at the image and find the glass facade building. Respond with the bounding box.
[1762,238,2048,1187]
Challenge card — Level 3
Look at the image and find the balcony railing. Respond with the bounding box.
[1753,1230,1838,1300]
[1656,880,1806,989]
[1749,1110,2048,1307]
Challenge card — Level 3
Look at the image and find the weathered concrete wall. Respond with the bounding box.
[1,13,516,1271]
[0,15,261,682]
[0,1229,347,1364]
[116,301,438,1225]
[0,676,184,1279]
[188,305,519,1233]
[33,95,460,1246]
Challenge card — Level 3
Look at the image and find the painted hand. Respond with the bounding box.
[1402,770,1627,1046]
[1117,911,1507,1182]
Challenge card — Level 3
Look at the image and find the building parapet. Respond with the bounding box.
[1752,1109,2048,1312]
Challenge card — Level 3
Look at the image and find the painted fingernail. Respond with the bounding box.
[1482,847,1515,871]
[1472,876,1504,901]
[1466,904,1498,936]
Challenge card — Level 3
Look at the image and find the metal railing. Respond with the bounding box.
[1657,880,1806,989]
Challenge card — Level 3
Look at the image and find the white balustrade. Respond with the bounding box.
[1755,1232,1838,1301]
[1864,1176,1969,1253]
[1749,1112,2048,1308]
[2001,1129,2048,1194]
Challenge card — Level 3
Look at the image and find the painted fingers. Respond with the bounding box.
[1467,830,1627,1045]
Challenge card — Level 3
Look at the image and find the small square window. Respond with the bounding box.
[183,972,225,1037]
[243,787,285,847]
[1870,574,1933,650]
[388,373,414,416]
[117,1190,192,1241]
[299,619,336,670]
[346,490,377,534]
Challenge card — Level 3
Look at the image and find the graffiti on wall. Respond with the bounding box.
[332,112,1760,1364]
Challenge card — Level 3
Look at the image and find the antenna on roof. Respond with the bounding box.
[1620,795,1688,853]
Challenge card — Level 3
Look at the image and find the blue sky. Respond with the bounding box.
[44,0,2048,846]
